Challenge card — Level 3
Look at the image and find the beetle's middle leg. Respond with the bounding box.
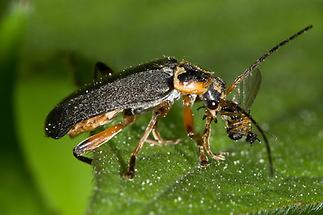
[146,101,180,145]
[182,95,209,166]
[73,114,135,164]
[123,102,172,179]
[145,124,180,145]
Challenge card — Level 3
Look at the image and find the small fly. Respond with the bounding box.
[45,25,312,179]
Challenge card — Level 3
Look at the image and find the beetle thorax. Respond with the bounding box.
[173,62,213,95]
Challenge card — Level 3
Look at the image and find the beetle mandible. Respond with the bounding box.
[45,25,312,179]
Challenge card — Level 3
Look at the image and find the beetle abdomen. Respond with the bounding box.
[45,58,177,139]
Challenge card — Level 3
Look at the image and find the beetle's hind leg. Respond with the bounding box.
[73,114,135,164]
[123,102,172,179]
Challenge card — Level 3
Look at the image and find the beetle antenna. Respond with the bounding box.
[226,25,313,95]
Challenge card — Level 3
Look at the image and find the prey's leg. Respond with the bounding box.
[182,95,208,166]
[124,102,171,179]
[73,114,135,164]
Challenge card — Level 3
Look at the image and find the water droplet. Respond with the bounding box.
[233,160,240,165]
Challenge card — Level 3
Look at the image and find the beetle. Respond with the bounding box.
[45,25,312,179]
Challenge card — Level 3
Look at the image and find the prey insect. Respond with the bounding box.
[45,25,312,179]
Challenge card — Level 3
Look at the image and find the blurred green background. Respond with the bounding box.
[1,0,322,214]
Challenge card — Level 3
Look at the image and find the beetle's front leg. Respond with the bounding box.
[182,95,209,166]
[201,112,227,161]
[73,114,135,164]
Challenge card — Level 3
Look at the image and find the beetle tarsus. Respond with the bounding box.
[73,148,93,164]
[200,159,209,167]
[123,155,136,179]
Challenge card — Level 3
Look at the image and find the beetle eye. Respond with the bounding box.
[207,100,218,110]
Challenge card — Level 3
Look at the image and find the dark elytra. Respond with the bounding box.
[45,57,178,139]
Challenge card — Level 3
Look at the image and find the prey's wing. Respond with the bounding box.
[233,68,262,111]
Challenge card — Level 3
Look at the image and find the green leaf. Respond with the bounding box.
[87,93,323,214]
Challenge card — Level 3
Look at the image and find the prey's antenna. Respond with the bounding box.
[242,109,274,176]
[226,25,313,95]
